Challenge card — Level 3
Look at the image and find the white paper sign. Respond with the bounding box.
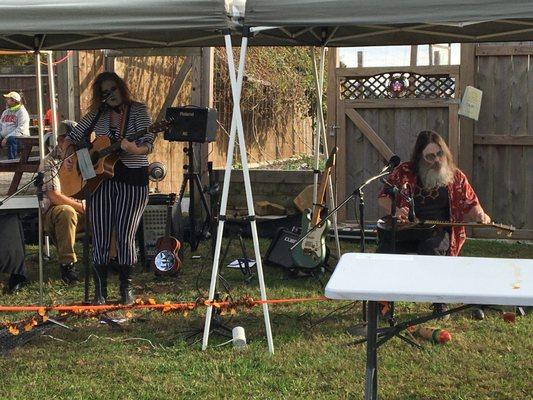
[458,86,483,121]
[76,148,96,180]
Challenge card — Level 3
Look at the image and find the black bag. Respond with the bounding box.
[0,214,26,275]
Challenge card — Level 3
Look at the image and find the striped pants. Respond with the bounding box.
[88,179,148,266]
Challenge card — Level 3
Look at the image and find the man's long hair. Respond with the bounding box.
[90,72,132,112]
[410,130,456,175]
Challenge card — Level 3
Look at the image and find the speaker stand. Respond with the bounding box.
[176,142,212,252]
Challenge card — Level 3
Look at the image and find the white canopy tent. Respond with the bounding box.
[4,0,533,358]
[0,0,231,50]
[0,0,276,354]
[244,0,533,46]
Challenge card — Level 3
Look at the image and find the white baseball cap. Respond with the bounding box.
[3,91,21,102]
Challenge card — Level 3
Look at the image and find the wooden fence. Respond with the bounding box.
[469,43,533,239]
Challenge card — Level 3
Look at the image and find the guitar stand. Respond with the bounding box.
[176,142,213,252]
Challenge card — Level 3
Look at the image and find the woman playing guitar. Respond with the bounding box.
[64,72,154,305]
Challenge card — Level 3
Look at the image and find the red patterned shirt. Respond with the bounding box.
[378,162,480,256]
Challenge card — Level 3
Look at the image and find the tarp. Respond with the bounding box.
[0,0,232,50]
[244,0,533,46]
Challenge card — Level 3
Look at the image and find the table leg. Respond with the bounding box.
[364,300,379,400]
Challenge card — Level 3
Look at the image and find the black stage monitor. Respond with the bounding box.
[165,106,217,143]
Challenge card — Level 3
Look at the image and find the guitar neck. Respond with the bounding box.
[166,194,176,237]
[419,220,515,232]
[310,147,338,225]
[99,128,150,157]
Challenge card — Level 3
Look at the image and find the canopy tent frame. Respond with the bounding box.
[245,20,533,46]
[6,0,533,357]
[202,30,274,354]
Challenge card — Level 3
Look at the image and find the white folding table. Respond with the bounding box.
[325,253,533,400]
[0,194,39,212]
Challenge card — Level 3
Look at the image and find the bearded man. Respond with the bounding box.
[377,130,490,256]
[376,130,491,317]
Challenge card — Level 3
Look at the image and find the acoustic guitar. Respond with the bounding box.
[60,120,170,199]
[291,147,337,270]
[152,193,182,276]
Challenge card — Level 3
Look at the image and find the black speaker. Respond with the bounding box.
[164,107,217,143]
[264,228,299,270]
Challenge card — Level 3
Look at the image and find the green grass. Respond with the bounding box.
[0,238,532,400]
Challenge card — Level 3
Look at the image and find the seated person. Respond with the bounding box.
[0,91,30,159]
[41,120,85,284]
[376,130,490,318]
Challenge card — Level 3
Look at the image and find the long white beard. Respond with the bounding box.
[418,161,454,189]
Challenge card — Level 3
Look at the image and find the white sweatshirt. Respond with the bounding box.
[0,105,30,139]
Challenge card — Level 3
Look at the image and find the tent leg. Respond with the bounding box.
[35,51,46,305]
[46,52,58,144]
[310,47,341,259]
[202,34,274,354]
[310,48,320,209]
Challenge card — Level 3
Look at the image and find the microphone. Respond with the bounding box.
[101,90,113,103]
[402,183,416,222]
[380,155,401,173]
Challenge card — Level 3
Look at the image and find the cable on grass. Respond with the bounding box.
[42,333,164,350]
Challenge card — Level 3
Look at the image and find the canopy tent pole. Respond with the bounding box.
[311,50,321,210]
[202,31,274,354]
[46,51,58,143]
[34,50,46,304]
[309,47,341,259]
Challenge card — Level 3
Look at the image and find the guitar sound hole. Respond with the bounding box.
[155,250,177,272]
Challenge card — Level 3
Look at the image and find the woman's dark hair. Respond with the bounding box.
[90,72,132,111]
[410,130,456,174]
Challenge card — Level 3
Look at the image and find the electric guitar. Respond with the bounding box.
[153,193,182,276]
[291,147,337,270]
[59,120,170,199]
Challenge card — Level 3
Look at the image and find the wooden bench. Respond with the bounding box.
[0,136,41,195]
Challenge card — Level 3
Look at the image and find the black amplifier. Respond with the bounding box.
[264,228,299,270]
[164,107,217,143]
